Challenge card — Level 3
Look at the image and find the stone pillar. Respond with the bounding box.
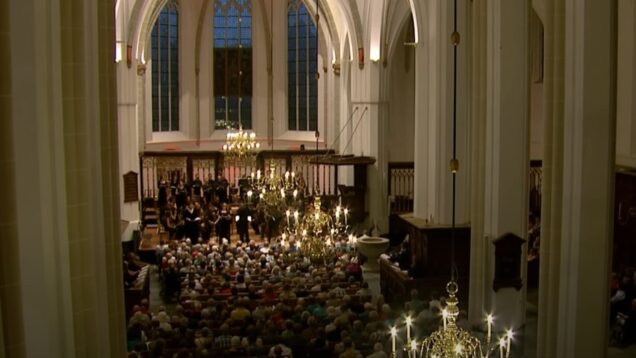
[616,0,636,168]
[412,0,470,225]
[348,57,390,232]
[554,0,616,356]
[117,53,141,233]
[469,0,530,330]
[536,0,617,356]
[3,0,126,356]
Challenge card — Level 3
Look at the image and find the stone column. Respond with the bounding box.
[412,0,470,225]
[469,0,530,330]
[554,0,616,356]
[3,0,126,356]
[616,0,636,168]
[117,54,141,233]
[348,57,390,232]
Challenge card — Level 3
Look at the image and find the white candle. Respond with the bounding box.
[285,171,290,181]
[499,338,506,358]
[505,330,513,358]
[281,188,285,198]
[344,208,349,226]
[257,170,261,179]
[293,189,298,199]
[442,309,448,330]
[286,210,291,226]
[405,316,412,342]
[411,340,417,357]
[486,314,493,345]
[390,327,397,354]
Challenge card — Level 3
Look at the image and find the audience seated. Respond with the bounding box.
[126,235,400,357]
[610,267,636,346]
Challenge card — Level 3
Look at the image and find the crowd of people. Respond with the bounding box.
[154,170,310,244]
[156,172,235,244]
[125,170,460,357]
[610,267,636,346]
[126,232,456,358]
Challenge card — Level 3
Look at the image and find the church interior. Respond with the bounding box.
[2,0,636,357]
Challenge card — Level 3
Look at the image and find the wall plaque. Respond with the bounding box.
[123,171,139,203]
[493,233,525,291]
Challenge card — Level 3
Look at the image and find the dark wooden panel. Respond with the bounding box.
[123,171,139,203]
[613,169,636,271]
[382,214,471,305]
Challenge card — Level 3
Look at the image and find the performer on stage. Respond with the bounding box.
[204,173,216,204]
[183,201,200,241]
[215,172,229,204]
[236,204,251,243]
[176,180,187,209]
[157,176,168,208]
[216,203,232,243]
[191,174,203,202]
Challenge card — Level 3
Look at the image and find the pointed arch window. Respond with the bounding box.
[287,0,318,131]
[151,0,179,132]
[213,0,253,130]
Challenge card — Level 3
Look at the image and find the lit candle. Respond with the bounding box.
[285,171,290,181]
[411,340,417,357]
[291,172,295,179]
[257,170,261,180]
[505,330,513,358]
[286,210,291,226]
[247,190,253,200]
[442,309,448,330]
[405,316,412,342]
[499,338,506,358]
[390,327,397,355]
[344,208,349,226]
[486,314,494,345]
[281,188,285,198]
[293,189,298,199]
[455,344,463,356]
[294,211,299,225]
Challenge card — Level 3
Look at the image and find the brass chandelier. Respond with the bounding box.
[222,125,260,164]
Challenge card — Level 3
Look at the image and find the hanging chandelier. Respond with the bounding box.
[222,125,260,164]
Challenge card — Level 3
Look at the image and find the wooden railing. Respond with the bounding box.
[388,162,415,214]
[140,150,338,200]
